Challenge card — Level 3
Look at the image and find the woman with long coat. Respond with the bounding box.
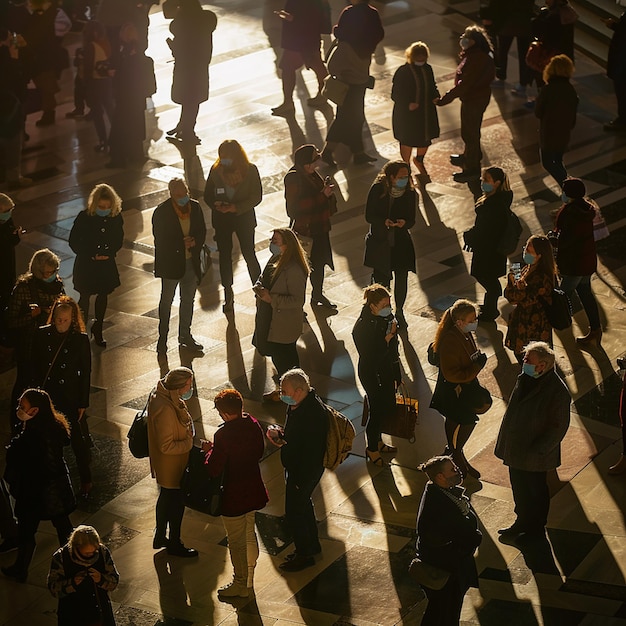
[32,296,92,498]
[148,367,197,557]
[1,388,75,583]
[252,228,309,401]
[203,140,263,311]
[0,194,21,346]
[463,166,513,322]
[364,160,416,329]
[69,183,124,347]
[352,284,401,466]
[166,0,217,143]
[391,41,440,180]
[504,235,556,361]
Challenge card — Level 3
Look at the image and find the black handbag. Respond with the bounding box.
[180,446,224,516]
[459,379,492,415]
[381,383,418,442]
[127,392,152,459]
[408,558,450,590]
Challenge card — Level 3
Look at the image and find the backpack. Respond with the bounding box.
[323,404,356,470]
[538,288,572,331]
[496,210,523,255]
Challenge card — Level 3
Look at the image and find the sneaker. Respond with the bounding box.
[449,153,465,167]
[307,93,327,107]
[510,83,526,97]
[453,170,480,183]
[166,541,198,558]
[218,581,249,598]
[178,336,204,351]
[278,554,315,572]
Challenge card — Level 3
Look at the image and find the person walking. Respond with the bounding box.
[152,178,207,355]
[495,341,570,543]
[602,3,626,132]
[69,183,124,348]
[203,139,262,312]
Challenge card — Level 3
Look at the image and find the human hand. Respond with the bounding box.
[408,102,419,111]
[29,304,41,318]
[201,439,213,452]
[77,408,86,421]
[183,236,195,249]
[274,9,293,21]
[395,219,406,228]
[94,255,109,261]
[384,218,395,228]
[74,572,87,587]
[266,424,286,446]
[322,183,335,198]
[476,352,487,368]
[87,568,101,583]
[433,97,441,105]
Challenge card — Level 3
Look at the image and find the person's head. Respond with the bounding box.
[216,139,249,173]
[433,299,478,349]
[83,20,107,44]
[279,368,311,408]
[28,0,51,14]
[460,25,493,55]
[363,283,392,317]
[68,525,101,559]
[523,235,556,279]
[375,160,412,195]
[480,166,510,196]
[561,177,586,201]
[119,21,139,47]
[543,53,574,83]
[28,248,60,282]
[17,388,70,435]
[271,227,310,278]
[405,41,430,65]
[163,367,194,400]
[0,193,14,222]
[87,183,122,217]
[214,388,244,420]
[419,455,463,488]
[47,296,86,334]
[294,144,321,174]
[522,341,555,378]
[168,178,191,210]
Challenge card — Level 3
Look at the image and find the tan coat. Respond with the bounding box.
[267,259,307,344]
[147,381,194,488]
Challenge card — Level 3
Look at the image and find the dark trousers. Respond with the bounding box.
[360,371,396,452]
[326,84,367,153]
[73,74,86,113]
[0,479,17,541]
[509,467,549,533]
[613,77,626,123]
[267,341,299,378]
[496,34,532,86]
[422,574,467,626]
[215,212,261,287]
[473,272,502,320]
[284,468,324,557]
[78,292,107,323]
[559,274,601,330]
[68,411,93,485]
[372,269,408,314]
[86,78,114,144]
[540,149,568,188]
[460,96,489,173]
[155,486,185,543]
[178,101,200,138]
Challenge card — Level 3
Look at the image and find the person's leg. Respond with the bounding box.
[509,468,548,533]
[615,77,626,123]
[421,575,466,626]
[363,372,395,453]
[309,46,329,94]
[516,35,533,88]
[234,213,262,284]
[539,149,567,188]
[69,410,92,486]
[460,99,487,173]
[155,486,170,542]
[574,275,601,331]
[214,226,235,289]
[400,144,413,163]
[244,510,259,586]
[221,514,249,590]
[88,82,107,145]
[269,342,299,378]
[158,277,179,349]
[413,149,429,176]
[284,469,324,558]
[345,85,367,155]
[496,34,513,80]
[178,258,198,341]
[3,513,39,579]
[94,293,108,324]
[180,102,200,139]
[444,418,459,455]
[455,422,478,477]
[162,487,185,544]
[475,273,502,320]
[372,269,391,289]
[77,293,90,322]
[310,257,326,302]
[277,50,300,107]
[393,270,408,323]
[50,515,73,546]
[0,479,18,544]
[33,71,58,124]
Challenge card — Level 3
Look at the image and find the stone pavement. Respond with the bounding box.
[1,0,625,624]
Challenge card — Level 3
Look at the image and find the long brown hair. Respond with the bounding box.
[272,228,310,278]
[20,388,71,437]
[47,295,87,333]
[432,299,477,351]
[215,139,250,187]
[526,235,556,287]
[374,160,413,197]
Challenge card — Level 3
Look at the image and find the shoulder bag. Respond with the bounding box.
[381,382,418,442]
[408,557,450,590]
[180,445,224,516]
[127,391,152,459]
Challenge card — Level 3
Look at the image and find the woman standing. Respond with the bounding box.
[69,183,124,348]
[554,177,602,346]
[148,367,198,557]
[429,299,488,479]
[391,42,440,181]
[32,297,92,498]
[364,160,416,329]
[0,194,21,347]
[285,144,337,308]
[321,0,384,168]
[504,235,556,361]
[352,284,401,466]
[203,389,268,599]
[534,54,578,189]
[463,166,513,322]
[1,389,75,583]
[203,140,263,311]
[48,525,120,626]
[252,228,309,401]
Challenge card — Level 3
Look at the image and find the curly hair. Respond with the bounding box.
[87,183,122,217]
[23,248,60,281]
[374,160,413,197]
[462,25,494,56]
[214,388,244,416]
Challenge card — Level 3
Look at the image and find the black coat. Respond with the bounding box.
[534,76,578,152]
[607,13,626,82]
[152,198,207,281]
[69,211,124,295]
[31,327,91,411]
[465,190,512,282]
[364,183,416,275]
[0,216,19,303]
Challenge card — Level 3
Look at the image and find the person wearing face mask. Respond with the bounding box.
[203,140,263,312]
[152,177,207,355]
[435,25,495,183]
[31,296,93,498]
[2,388,75,583]
[414,455,482,626]
[266,368,328,572]
[504,235,556,362]
[430,299,488,479]
[495,341,570,544]
[352,284,401,466]
[603,1,626,133]
[69,183,124,348]
[147,367,198,557]
[252,228,309,402]
[391,41,440,182]
[462,166,513,323]
[364,160,417,329]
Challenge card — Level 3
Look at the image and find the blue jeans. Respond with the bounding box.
[158,258,197,344]
[559,274,601,330]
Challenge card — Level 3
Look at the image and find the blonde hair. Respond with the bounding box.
[87,183,122,217]
[68,525,101,551]
[47,295,86,333]
[543,54,574,83]
[405,41,430,62]
[272,228,310,278]
[432,299,478,351]
[363,283,390,307]
[25,248,60,280]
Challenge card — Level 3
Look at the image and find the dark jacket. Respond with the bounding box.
[364,182,416,275]
[531,3,576,60]
[555,198,596,276]
[333,2,384,59]
[205,413,269,517]
[280,0,326,54]
[31,326,91,411]
[607,12,626,82]
[69,210,124,295]
[438,47,495,105]
[465,190,512,282]
[281,389,328,485]
[534,76,578,151]
[481,0,535,37]
[0,216,20,303]
[152,198,207,281]
[495,369,571,471]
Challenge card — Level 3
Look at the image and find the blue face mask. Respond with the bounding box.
[465,321,478,333]
[177,195,190,207]
[481,182,494,194]
[523,251,536,265]
[522,362,542,378]
[460,37,471,50]
[395,177,409,189]
[561,193,570,204]
[181,388,193,401]
[220,158,233,167]
[0,210,12,222]
[269,242,282,256]
[96,208,111,217]
[377,306,392,318]
[280,394,297,406]
[43,273,57,283]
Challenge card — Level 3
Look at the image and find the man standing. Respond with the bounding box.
[495,341,571,542]
[602,1,626,132]
[267,368,328,572]
[152,178,207,354]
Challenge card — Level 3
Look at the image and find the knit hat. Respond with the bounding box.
[163,367,193,390]
[294,144,320,168]
[562,177,586,199]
